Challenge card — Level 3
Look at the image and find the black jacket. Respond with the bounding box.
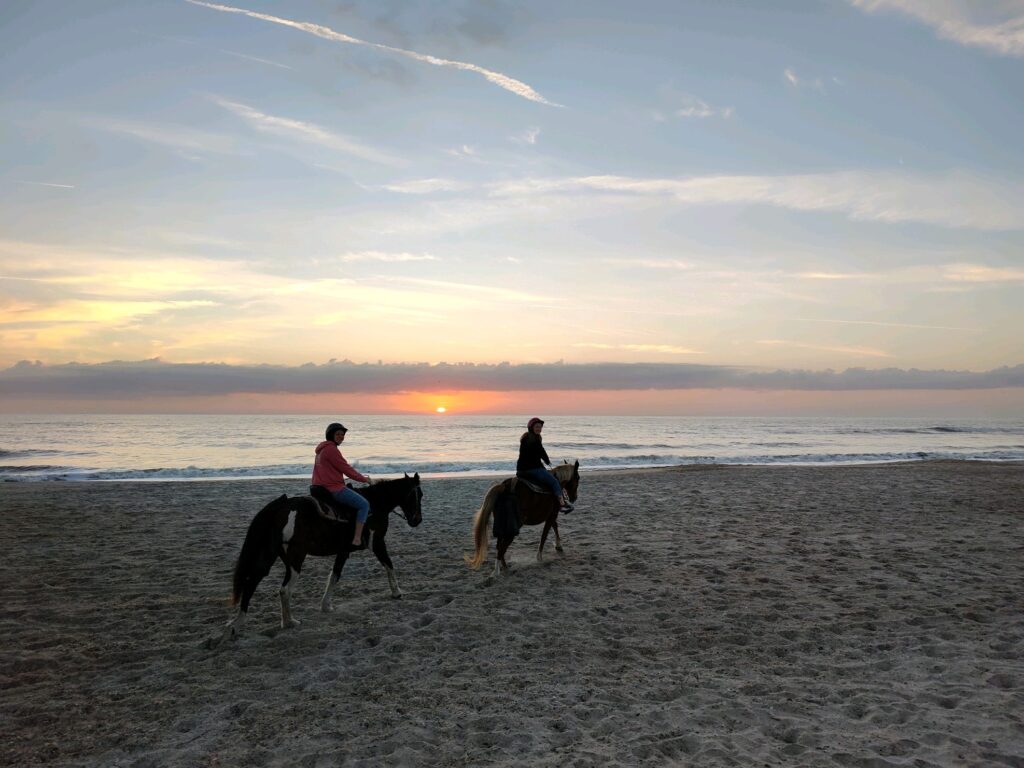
[516,432,550,473]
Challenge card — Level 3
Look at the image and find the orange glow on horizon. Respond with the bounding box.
[3,388,1023,416]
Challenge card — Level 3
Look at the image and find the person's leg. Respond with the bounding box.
[331,487,372,546]
[350,494,370,546]
[523,468,572,512]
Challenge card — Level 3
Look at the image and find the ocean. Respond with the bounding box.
[1,414,1022,482]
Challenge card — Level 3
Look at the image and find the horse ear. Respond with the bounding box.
[414,472,420,482]
[404,472,409,478]
[574,460,579,469]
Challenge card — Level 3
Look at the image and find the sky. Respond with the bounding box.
[1,0,1023,414]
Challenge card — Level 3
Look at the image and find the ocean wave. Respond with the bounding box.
[3,448,1022,482]
[837,425,1023,436]
[557,442,677,450]
[0,448,58,458]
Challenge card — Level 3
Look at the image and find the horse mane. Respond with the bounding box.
[359,475,414,502]
[551,462,577,481]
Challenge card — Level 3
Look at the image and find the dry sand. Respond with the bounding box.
[1,461,1023,767]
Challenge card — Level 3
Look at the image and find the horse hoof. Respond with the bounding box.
[555,545,564,553]
[282,618,302,629]
[320,604,334,613]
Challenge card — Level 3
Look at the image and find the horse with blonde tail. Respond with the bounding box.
[466,461,580,578]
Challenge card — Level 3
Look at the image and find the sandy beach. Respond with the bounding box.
[2,461,1022,767]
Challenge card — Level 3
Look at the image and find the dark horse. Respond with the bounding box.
[223,474,422,640]
[466,461,579,578]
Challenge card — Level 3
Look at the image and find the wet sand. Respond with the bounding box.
[1,461,1022,766]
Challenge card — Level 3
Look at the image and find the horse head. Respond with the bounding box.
[397,472,423,527]
[551,460,580,503]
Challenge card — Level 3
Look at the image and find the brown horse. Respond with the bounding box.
[466,461,580,578]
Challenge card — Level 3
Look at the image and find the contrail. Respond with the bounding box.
[185,0,561,107]
[17,181,75,189]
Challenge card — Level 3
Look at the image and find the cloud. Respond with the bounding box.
[210,96,401,165]
[849,0,1024,56]
[161,34,293,69]
[511,126,541,145]
[2,358,1022,399]
[756,339,894,358]
[483,171,1024,230]
[185,0,562,106]
[445,144,480,159]
[674,95,734,119]
[796,318,975,331]
[602,258,691,270]
[382,178,470,194]
[338,251,438,262]
[783,67,826,92]
[572,343,702,355]
[379,276,552,304]
[941,263,1024,282]
[80,115,241,156]
[15,181,75,189]
[795,271,875,280]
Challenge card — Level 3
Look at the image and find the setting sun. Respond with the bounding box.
[435,406,447,413]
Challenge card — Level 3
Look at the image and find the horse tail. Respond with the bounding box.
[231,494,287,605]
[465,480,506,569]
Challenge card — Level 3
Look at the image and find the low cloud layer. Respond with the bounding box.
[2,359,1022,400]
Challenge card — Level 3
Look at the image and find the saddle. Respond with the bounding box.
[308,485,356,524]
[512,475,553,495]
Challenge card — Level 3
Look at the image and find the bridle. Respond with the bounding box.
[390,482,422,523]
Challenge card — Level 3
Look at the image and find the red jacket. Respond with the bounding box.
[311,440,369,492]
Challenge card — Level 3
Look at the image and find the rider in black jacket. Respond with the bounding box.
[516,417,573,513]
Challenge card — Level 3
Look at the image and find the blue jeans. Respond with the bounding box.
[331,486,370,523]
[519,467,563,499]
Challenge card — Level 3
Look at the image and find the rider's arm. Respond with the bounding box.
[325,446,370,483]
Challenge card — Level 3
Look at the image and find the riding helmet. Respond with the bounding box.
[325,422,348,440]
[527,417,544,430]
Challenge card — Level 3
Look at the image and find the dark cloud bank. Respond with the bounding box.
[2,359,1023,399]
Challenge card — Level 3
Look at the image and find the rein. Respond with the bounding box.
[365,481,420,524]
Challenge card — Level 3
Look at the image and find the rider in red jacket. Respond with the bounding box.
[312,422,372,547]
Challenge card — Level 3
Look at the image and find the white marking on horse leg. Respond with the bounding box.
[280,569,301,629]
[281,510,297,546]
[386,566,402,599]
[490,557,501,579]
[320,570,339,613]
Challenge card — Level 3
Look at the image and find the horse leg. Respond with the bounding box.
[552,519,564,554]
[369,533,402,598]
[538,517,556,562]
[224,542,279,642]
[279,550,305,629]
[493,536,512,578]
[320,548,352,613]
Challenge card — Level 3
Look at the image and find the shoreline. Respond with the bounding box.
[4,457,1022,486]
[2,460,1022,766]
